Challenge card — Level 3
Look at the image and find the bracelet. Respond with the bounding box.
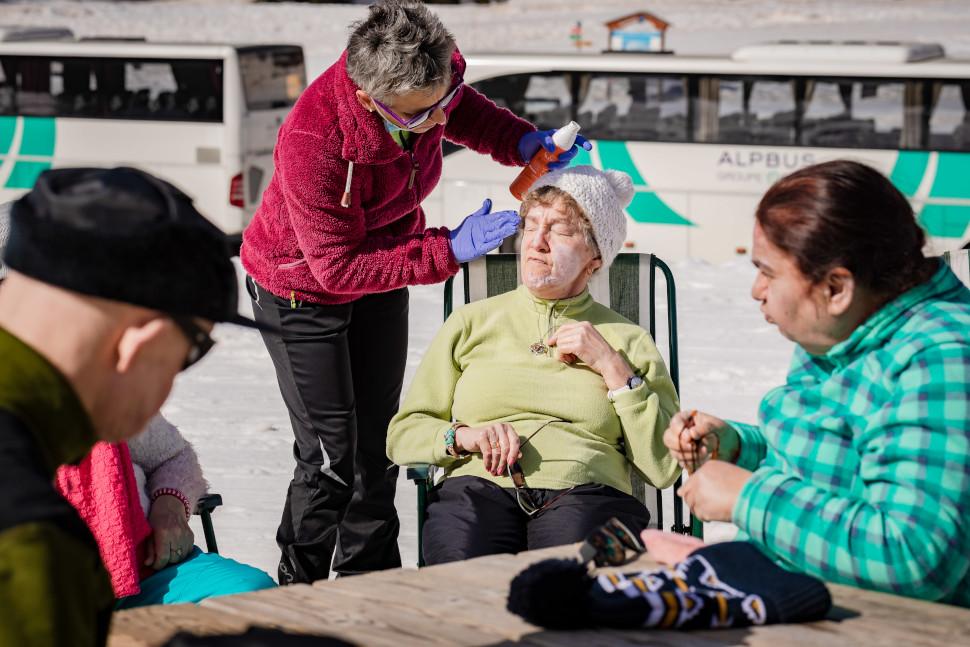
[151,487,192,519]
[444,422,469,458]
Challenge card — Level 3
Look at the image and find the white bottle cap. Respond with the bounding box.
[551,121,581,151]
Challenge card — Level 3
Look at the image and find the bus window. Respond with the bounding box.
[522,74,571,128]
[0,56,223,121]
[472,73,572,130]
[102,59,222,121]
[801,79,904,149]
[59,59,100,117]
[928,82,970,151]
[238,46,305,111]
[694,77,795,145]
[578,74,687,142]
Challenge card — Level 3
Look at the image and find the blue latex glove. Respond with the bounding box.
[448,199,520,264]
[518,130,593,171]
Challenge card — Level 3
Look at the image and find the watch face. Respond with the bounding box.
[628,375,644,389]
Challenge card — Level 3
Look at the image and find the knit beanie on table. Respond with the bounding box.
[529,165,633,271]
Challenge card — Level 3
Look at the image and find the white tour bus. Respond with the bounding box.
[427,41,970,261]
[0,34,306,244]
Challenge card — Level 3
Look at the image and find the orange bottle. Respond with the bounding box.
[510,121,581,200]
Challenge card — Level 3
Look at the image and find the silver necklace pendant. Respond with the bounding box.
[530,341,548,356]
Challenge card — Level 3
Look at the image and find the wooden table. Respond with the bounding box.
[108,544,970,646]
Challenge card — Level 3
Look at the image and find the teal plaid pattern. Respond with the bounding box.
[731,261,970,606]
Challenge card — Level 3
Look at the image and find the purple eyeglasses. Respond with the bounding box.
[372,75,464,130]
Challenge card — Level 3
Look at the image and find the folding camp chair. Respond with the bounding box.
[195,493,223,554]
[406,252,698,567]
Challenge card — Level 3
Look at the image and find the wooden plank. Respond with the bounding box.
[110,542,970,646]
[204,582,503,647]
[319,570,537,642]
[108,603,250,647]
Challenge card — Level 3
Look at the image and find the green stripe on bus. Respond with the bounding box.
[18,117,55,157]
[928,152,970,200]
[889,151,929,197]
[917,204,970,239]
[6,160,51,189]
[0,116,16,156]
[597,141,647,186]
[596,141,693,226]
[628,192,694,226]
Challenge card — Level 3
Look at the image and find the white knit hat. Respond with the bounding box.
[529,165,633,270]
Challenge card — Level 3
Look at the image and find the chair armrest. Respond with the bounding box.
[406,464,433,482]
[195,493,223,516]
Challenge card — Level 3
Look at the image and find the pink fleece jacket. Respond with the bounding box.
[240,49,534,305]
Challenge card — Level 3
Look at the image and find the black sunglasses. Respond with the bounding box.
[170,316,216,370]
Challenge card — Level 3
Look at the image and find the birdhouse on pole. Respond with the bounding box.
[604,11,671,53]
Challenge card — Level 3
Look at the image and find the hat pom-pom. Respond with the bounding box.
[604,170,635,209]
[506,558,593,629]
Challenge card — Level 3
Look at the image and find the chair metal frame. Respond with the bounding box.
[195,493,223,554]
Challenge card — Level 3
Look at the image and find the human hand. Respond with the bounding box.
[145,494,194,570]
[640,529,705,566]
[663,410,739,471]
[518,130,593,171]
[677,460,753,523]
[545,321,633,389]
[455,423,522,476]
[448,199,520,264]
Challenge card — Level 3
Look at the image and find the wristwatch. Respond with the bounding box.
[607,374,644,402]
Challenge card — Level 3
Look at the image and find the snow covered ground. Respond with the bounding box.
[4,0,966,578]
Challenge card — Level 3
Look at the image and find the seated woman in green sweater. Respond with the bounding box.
[660,160,970,606]
[387,165,680,565]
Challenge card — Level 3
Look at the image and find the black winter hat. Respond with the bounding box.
[3,167,269,331]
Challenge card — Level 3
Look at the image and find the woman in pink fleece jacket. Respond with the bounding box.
[56,415,275,607]
[241,0,589,583]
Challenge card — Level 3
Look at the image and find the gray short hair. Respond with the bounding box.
[346,0,455,101]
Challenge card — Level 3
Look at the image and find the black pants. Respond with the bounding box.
[422,476,650,566]
[249,277,406,583]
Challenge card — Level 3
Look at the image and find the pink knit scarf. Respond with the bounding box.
[55,441,153,598]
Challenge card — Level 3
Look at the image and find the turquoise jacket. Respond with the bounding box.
[731,261,970,606]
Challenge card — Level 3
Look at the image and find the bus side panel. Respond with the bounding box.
[431,142,964,262]
[4,117,238,232]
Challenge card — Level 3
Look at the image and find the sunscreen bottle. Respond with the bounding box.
[509,121,581,200]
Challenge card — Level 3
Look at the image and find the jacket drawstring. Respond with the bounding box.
[340,161,354,208]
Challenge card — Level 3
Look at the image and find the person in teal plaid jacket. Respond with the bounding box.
[664,160,970,606]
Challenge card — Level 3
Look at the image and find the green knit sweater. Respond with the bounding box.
[387,285,681,494]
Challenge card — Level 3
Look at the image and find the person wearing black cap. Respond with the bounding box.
[0,167,267,647]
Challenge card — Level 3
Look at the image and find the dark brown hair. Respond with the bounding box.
[756,160,936,298]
